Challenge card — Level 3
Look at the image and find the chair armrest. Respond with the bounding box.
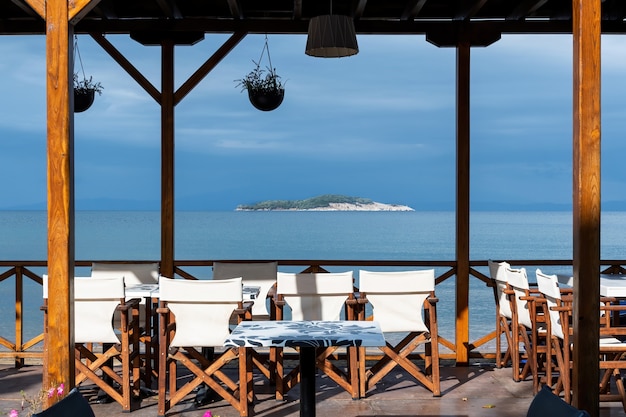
[427,296,439,305]
[117,298,141,312]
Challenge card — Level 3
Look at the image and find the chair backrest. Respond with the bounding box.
[43,274,93,299]
[74,276,125,344]
[91,262,159,286]
[526,385,590,417]
[535,269,565,340]
[213,261,277,317]
[504,266,533,330]
[276,271,354,321]
[359,269,435,333]
[488,260,513,319]
[159,277,242,347]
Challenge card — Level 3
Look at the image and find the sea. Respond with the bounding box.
[1,210,625,351]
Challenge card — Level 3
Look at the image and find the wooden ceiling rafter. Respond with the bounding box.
[154,0,183,20]
[353,0,368,20]
[226,0,244,20]
[9,0,39,18]
[91,2,117,20]
[453,0,490,21]
[507,0,549,21]
[401,0,429,21]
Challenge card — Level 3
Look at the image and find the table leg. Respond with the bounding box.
[300,346,316,417]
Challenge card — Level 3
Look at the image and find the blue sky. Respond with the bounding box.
[1,33,626,211]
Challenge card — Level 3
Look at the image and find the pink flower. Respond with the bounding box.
[202,411,212,417]
[56,384,65,397]
[47,387,55,398]
[9,410,19,417]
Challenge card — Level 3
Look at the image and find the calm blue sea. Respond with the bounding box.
[1,210,625,350]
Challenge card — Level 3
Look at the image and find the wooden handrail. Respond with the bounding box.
[1,259,625,367]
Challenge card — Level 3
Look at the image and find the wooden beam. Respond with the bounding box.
[11,0,41,18]
[507,0,549,21]
[226,0,243,19]
[572,1,601,415]
[175,31,247,105]
[454,0,490,21]
[21,0,44,18]
[160,39,175,279]
[90,33,162,104]
[45,0,75,396]
[455,41,471,366]
[401,0,428,20]
[69,0,102,24]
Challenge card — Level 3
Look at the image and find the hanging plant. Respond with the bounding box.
[73,36,103,113]
[235,35,285,111]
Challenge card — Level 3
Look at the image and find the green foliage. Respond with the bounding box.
[234,60,284,94]
[73,73,103,95]
[237,194,373,210]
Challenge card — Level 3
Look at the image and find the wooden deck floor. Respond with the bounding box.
[1,361,624,417]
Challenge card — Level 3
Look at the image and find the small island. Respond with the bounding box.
[236,194,414,212]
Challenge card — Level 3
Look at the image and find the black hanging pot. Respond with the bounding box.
[74,89,95,113]
[248,88,285,112]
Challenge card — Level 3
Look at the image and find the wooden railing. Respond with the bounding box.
[1,259,624,367]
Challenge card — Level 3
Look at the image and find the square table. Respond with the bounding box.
[600,274,626,298]
[224,320,386,417]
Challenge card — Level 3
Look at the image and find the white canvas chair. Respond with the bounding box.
[536,269,626,410]
[91,262,159,385]
[273,271,359,400]
[488,260,514,369]
[505,266,547,386]
[213,261,278,384]
[357,269,440,397]
[73,276,142,411]
[157,277,253,417]
[91,262,159,286]
[213,261,277,318]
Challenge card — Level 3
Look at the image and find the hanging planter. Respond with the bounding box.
[73,36,103,113]
[235,35,285,112]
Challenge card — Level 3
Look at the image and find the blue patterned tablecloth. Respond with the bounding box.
[224,320,386,348]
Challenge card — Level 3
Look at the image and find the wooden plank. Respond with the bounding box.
[21,0,44,18]
[90,33,162,104]
[68,0,102,23]
[161,40,175,278]
[455,41,471,366]
[175,31,247,105]
[45,0,75,395]
[572,0,601,415]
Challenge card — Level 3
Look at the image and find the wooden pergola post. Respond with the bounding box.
[455,41,471,366]
[161,38,176,279]
[22,0,101,398]
[572,0,601,415]
[44,0,75,392]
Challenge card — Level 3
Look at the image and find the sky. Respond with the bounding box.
[1,32,626,211]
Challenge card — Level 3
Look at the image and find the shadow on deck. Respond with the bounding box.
[0,362,623,417]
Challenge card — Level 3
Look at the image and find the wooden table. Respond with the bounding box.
[224,320,386,417]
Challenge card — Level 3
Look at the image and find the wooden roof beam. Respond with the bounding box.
[226,0,243,19]
[353,0,368,19]
[293,0,302,20]
[154,0,182,19]
[454,0,490,21]
[91,1,117,20]
[10,0,40,18]
[507,0,548,21]
[602,0,626,21]
[401,0,428,21]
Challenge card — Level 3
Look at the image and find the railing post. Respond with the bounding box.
[15,266,24,368]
